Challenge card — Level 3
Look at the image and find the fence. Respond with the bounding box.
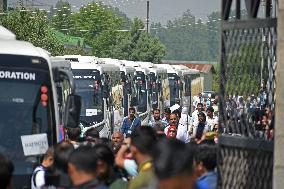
[218,0,277,188]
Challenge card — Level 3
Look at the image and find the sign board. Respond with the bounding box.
[21,133,49,156]
[86,109,98,116]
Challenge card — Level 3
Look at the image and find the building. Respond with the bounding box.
[161,60,216,92]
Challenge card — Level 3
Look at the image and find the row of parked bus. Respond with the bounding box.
[55,55,203,138]
[0,26,202,188]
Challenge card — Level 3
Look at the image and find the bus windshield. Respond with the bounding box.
[0,54,55,175]
[168,73,180,106]
[72,69,103,125]
[135,71,147,113]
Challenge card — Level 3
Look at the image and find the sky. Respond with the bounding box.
[9,0,221,24]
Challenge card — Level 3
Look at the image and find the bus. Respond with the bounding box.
[50,57,74,139]
[70,61,121,137]
[0,27,81,188]
[172,65,201,114]
[156,64,182,107]
[100,58,137,117]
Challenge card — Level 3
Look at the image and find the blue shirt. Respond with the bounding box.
[121,117,141,135]
[197,171,217,189]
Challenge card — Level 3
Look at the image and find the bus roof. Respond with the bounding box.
[148,67,167,75]
[0,39,50,60]
[137,61,154,68]
[121,60,140,67]
[50,57,72,70]
[70,62,120,73]
[0,26,16,40]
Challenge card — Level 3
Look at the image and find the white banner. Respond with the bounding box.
[21,133,49,156]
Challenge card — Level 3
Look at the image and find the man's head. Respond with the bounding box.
[130,126,157,164]
[153,108,161,121]
[153,139,195,189]
[194,145,217,177]
[129,107,136,119]
[172,109,181,119]
[206,106,214,118]
[68,146,98,186]
[196,103,203,112]
[54,141,75,173]
[93,144,115,182]
[0,154,14,189]
[112,132,124,148]
[85,128,100,144]
[169,113,179,126]
[198,112,206,124]
[164,108,171,121]
[66,127,81,142]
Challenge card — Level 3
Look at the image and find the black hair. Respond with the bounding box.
[164,108,171,114]
[129,107,136,113]
[0,154,14,189]
[172,109,181,118]
[195,144,217,171]
[197,103,204,107]
[68,145,98,174]
[153,139,194,180]
[153,108,160,113]
[54,141,74,173]
[66,127,81,141]
[130,126,157,156]
[206,106,214,113]
[93,144,114,166]
[198,112,206,120]
[85,128,100,139]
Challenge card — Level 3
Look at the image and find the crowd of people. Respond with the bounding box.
[0,103,218,189]
[0,89,274,189]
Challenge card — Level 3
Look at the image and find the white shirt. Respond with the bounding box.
[206,116,218,131]
[164,123,190,143]
[179,113,191,128]
[191,110,206,126]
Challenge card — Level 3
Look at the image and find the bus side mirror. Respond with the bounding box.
[64,94,81,128]
[131,96,138,106]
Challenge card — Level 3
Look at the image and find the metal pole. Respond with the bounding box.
[273,0,284,188]
[146,1,149,33]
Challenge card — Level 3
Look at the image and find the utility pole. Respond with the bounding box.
[146,1,149,33]
[274,0,284,188]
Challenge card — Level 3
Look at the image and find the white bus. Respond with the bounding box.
[70,61,121,137]
[0,27,81,188]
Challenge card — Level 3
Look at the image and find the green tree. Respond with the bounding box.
[111,18,166,63]
[51,0,72,34]
[0,8,64,55]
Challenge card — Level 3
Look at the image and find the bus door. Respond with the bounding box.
[72,70,104,130]
[168,73,180,106]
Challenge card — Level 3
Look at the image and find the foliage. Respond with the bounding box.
[110,18,166,63]
[51,0,72,34]
[0,8,65,55]
[151,9,220,62]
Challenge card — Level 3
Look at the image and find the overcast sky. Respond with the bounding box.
[9,0,220,24]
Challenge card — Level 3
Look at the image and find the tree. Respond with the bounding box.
[0,8,65,55]
[111,18,166,63]
[51,0,72,34]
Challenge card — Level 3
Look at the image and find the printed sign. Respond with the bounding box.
[21,133,49,156]
[86,109,98,116]
[0,71,36,80]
